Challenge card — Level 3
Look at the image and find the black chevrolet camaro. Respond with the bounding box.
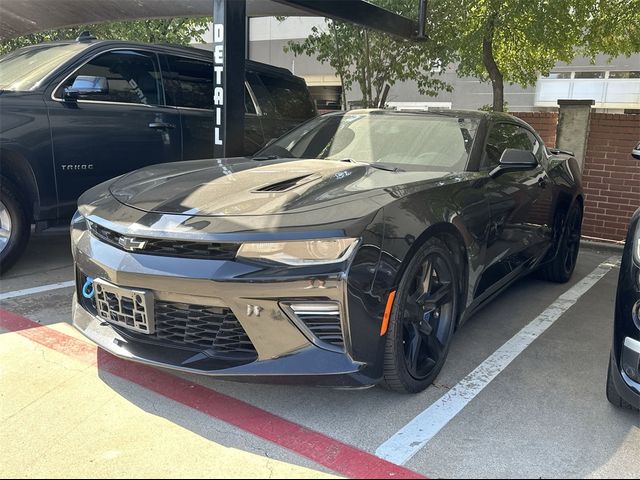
[71,109,583,393]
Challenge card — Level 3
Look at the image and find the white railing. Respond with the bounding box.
[536,77,640,109]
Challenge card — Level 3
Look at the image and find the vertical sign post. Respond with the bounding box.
[213,0,246,159]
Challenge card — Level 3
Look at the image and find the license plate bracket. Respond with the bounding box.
[93,278,155,334]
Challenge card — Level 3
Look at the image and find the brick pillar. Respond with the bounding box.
[556,99,595,171]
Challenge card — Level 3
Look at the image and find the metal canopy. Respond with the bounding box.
[272,0,417,39]
[0,0,419,41]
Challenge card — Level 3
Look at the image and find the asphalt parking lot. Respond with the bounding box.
[1,231,639,479]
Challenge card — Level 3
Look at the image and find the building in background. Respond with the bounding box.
[193,17,640,113]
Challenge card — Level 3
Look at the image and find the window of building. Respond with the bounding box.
[609,71,640,79]
[543,72,571,79]
[574,71,606,79]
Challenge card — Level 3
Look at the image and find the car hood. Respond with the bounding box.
[109,158,453,217]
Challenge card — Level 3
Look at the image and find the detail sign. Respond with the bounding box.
[213,22,224,147]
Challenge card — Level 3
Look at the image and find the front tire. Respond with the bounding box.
[539,203,582,283]
[381,237,460,394]
[0,177,31,273]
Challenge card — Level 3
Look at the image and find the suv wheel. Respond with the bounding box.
[0,177,31,273]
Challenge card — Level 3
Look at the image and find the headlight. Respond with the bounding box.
[236,238,359,265]
[70,210,88,251]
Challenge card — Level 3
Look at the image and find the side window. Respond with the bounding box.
[56,50,161,105]
[257,73,316,120]
[526,130,547,166]
[482,123,535,170]
[162,55,213,109]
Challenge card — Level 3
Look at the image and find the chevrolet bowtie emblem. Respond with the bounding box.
[118,236,147,251]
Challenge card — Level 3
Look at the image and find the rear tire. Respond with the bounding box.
[0,177,31,273]
[539,203,582,283]
[606,358,633,410]
[381,236,460,394]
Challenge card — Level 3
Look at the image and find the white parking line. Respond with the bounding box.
[375,256,620,466]
[0,281,75,301]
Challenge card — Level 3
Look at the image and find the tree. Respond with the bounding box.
[439,0,639,112]
[0,18,210,56]
[582,0,640,57]
[285,0,457,108]
[288,0,638,113]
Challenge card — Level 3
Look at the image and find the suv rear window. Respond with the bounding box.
[162,55,213,110]
[257,74,316,120]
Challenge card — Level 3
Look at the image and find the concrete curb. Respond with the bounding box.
[580,238,625,254]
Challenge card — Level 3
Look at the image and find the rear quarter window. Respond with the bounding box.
[162,55,213,109]
[257,74,316,120]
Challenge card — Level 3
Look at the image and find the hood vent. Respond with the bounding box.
[254,173,320,193]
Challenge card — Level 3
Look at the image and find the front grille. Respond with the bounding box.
[77,270,257,360]
[89,222,239,260]
[153,302,257,356]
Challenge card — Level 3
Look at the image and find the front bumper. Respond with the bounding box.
[71,216,382,388]
[73,295,375,387]
[610,337,640,409]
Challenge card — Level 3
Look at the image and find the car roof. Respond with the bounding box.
[13,38,300,80]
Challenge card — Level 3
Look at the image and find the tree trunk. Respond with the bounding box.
[330,23,348,110]
[482,15,504,112]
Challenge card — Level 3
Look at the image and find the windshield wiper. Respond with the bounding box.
[333,157,403,172]
[252,154,281,161]
[367,163,404,173]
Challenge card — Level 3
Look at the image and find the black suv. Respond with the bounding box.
[0,38,317,271]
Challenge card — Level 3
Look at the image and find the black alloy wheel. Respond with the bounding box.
[382,237,459,393]
[540,203,582,283]
[562,205,582,276]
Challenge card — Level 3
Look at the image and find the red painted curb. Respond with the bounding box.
[0,309,425,479]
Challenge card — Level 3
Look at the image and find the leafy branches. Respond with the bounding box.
[0,18,211,56]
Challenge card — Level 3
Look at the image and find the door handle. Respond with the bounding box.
[148,122,176,130]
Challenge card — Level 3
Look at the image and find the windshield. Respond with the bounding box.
[0,43,89,91]
[256,111,480,172]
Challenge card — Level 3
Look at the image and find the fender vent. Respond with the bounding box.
[284,302,344,351]
[254,174,319,192]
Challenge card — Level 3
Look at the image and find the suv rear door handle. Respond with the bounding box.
[148,122,176,130]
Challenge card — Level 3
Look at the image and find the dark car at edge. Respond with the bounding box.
[71,109,584,393]
[607,206,640,410]
[0,36,316,271]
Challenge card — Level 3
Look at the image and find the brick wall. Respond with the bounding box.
[582,113,640,241]
[512,112,558,148]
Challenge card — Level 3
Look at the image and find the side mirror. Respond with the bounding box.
[63,75,108,101]
[632,142,640,161]
[489,148,538,178]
